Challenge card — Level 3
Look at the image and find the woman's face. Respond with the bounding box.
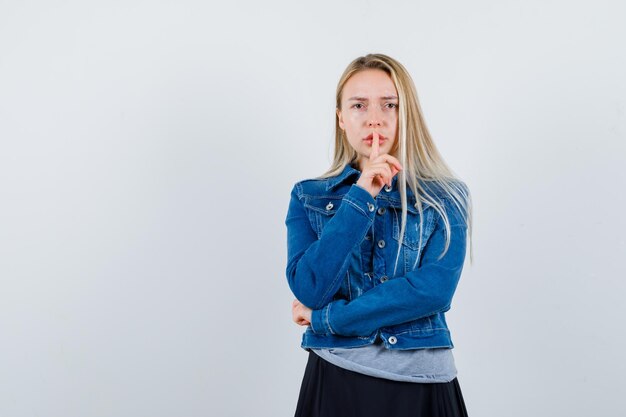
[337,69,399,170]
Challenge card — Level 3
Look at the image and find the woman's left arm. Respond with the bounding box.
[308,205,468,337]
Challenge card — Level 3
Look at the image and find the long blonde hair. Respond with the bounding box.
[318,53,473,276]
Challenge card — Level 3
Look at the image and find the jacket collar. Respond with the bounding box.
[325,163,400,191]
[325,163,361,191]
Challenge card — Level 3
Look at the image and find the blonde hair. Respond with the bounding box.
[318,53,473,276]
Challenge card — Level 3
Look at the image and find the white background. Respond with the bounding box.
[1,1,625,416]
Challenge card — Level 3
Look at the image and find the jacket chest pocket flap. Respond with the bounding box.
[303,197,344,238]
[390,201,437,251]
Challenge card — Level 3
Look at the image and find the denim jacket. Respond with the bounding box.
[285,163,469,350]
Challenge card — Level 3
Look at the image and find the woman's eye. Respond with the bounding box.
[352,103,365,109]
[386,103,398,109]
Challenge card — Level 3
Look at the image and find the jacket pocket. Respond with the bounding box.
[390,201,437,272]
[304,196,344,238]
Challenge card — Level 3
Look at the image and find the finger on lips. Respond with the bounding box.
[364,131,403,190]
[370,131,380,160]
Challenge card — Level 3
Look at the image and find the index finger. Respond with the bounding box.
[378,154,403,172]
[370,131,380,161]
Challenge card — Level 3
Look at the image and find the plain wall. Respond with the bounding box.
[1,1,625,416]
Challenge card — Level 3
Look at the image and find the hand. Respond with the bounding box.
[292,299,312,326]
[356,132,403,198]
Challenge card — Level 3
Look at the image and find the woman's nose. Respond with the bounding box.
[367,108,383,127]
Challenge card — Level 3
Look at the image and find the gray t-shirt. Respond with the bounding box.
[311,335,457,383]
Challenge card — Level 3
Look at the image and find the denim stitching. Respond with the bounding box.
[346,270,352,300]
[317,256,351,309]
[309,315,319,334]
[325,303,336,335]
[314,213,322,238]
[343,198,368,217]
[390,327,450,336]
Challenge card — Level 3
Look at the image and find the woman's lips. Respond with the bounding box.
[363,135,387,145]
[364,133,386,141]
[363,133,387,145]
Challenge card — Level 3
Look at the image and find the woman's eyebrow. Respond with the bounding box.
[347,95,398,101]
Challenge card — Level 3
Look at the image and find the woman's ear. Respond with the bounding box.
[336,108,344,130]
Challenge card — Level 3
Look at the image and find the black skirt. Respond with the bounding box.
[294,350,469,417]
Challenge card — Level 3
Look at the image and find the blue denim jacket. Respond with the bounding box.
[285,163,469,350]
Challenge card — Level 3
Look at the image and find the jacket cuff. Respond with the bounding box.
[343,184,377,219]
[310,303,334,335]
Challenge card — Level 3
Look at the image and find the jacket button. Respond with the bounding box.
[384,184,393,192]
[367,202,375,212]
[377,207,386,215]
[325,202,334,210]
[364,235,371,240]
[377,240,386,249]
[388,336,397,345]
[380,275,388,283]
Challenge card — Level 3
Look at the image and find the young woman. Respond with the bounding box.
[285,53,473,417]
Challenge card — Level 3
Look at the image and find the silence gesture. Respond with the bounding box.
[355,132,403,198]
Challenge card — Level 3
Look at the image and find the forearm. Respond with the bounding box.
[310,224,468,336]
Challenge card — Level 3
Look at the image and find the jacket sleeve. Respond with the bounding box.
[309,197,468,336]
[285,182,377,310]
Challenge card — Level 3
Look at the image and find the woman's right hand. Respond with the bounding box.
[356,132,403,198]
[292,299,312,326]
